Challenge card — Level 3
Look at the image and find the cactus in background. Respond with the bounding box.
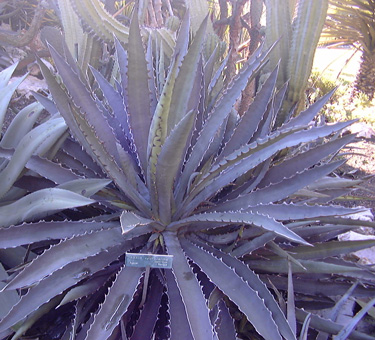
[265,0,329,126]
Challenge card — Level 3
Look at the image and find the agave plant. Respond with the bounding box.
[0,11,375,340]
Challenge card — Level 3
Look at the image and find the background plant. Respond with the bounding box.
[322,0,375,100]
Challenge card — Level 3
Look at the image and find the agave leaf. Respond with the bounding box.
[127,12,152,174]
[328,281,359,324]
[169,212,308,245]
[215,300,237,340]
[218,66,279,161]
[176,45,269,204]
[130,274,164,340]
[167,16,208,132]
[231,232,277,257]
[0,188,95,228]
[36,57,101,162]
[287,261,297,336]
[0,264,19,320]
[299,313,312,340]
[120,210,154,234]
[57,178,111,197]
[0,66,27,132]
[163,231,214,339]
[0,102,44,149]
[10,295,62,340]
[280,240,375,261]
[4,228,125,290]
[0,117,67,199]
[184,121,352,216]
[165,269,194,340]
[146,14,190,191]
[259,133,355,187]
[181,238,285,340]
[0,239,143,333]
[85,266,144,340]
[295,309,375,340]
[156,110,195,224]
[247,203,364,220]
[89,65,130,144]
[215,160,345,212]
[146,54,182,206]
[262,275,375,299]
[40,56,150,213]
[32,91,59,115]
[307,176,363,190]
[189,236,296,340]
[48,45,120,164]
[281,89,336,130]
[247,258,375,279]
[0,220,118,249]
[0,63,18,89]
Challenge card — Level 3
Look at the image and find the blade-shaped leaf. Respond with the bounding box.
[175,45,269,205]
[181,238,285,340]
[188,235,296,340]
[130,273,164,340]
[0,117,67,199]
[169,212,309,245]
[165,269,194,340]
[214,160,345,212]
[48,45,120,164]
[0,102,44,149]
[126,12,151,174]
[120,210,154,234]
[0,188,95,228]
[156,110,195,223]
[163,231,215,339]
[5,228,123,290]
[218,65,279,161]
[295,309,375,340]
[0,220,118,249]
[247,203,364,220]
[167,16,208,132]
[85,265,144,340]
[0,238,145,333]
[259,133,356,188]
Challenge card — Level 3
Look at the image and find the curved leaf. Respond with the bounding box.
[0,102,44,149]
[156,110,195,223]
[169,212,308,245]
[176,45,269,205]
[0,220,118,249]
[127,12,151,173]
[5,228,123,290]
[247,203,363,220]
[0,239,143,333]
[0,117,67,199]
[0,188,94,228]
[84,266,144,340]
[163,231,215,339]
[188,236,296,340]
[214,160,345,212]
[165,269,194,340]
[181,238,285,340]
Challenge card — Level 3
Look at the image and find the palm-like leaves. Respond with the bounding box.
[0,12,374,340]
[322,0,375,99]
